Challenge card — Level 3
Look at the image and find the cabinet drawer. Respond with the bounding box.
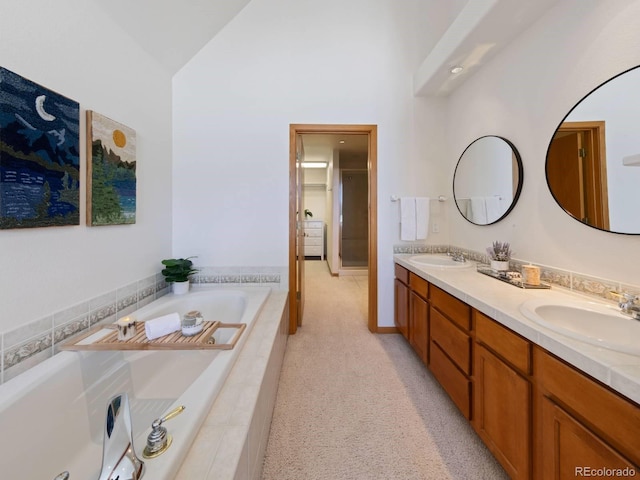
[304,237,322,246]
[305,228,323,237]
[304,246,322,256]
[304,221,323,229]
[430,285,470,331]
[475,311,531,375]
[534,347,640,466]
[409,272,429,299]
[430,342,471,419]
[431,307,471,375]
[394,263,409,284]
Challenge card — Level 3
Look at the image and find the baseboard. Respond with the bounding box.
[376,326,399,334]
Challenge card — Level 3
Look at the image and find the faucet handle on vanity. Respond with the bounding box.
[143,405,186,459]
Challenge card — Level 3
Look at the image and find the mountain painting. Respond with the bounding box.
[87,111,136,226]
[0,67,80,229]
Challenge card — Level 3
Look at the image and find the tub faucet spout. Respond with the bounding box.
[98,393,145,480]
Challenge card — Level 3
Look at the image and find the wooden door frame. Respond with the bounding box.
[289,124,378,334]
[555,121,609,230]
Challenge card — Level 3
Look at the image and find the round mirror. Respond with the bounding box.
[546,65,640,234]
[453,135,523,225]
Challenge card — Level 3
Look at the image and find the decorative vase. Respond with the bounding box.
[490,260,510,273]
[172,280,190,295]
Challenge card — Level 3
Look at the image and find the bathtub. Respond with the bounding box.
[0,286,270,480]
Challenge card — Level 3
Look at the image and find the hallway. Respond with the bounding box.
[261,261,507,479]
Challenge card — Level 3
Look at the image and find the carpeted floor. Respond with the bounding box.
[261,261,508,480]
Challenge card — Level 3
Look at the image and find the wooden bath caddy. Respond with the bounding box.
[60,321,246,351]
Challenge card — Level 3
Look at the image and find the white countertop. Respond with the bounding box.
[394,254,640,405]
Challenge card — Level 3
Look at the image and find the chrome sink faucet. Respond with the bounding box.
[617,293,640,320]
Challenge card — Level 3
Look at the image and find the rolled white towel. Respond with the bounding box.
[144,312,181,340]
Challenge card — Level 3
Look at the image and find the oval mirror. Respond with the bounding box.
[546,65,640,234]
[453,135,523,225]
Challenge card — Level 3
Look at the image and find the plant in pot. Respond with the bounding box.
[486,241,512,272]
[161,257,198,294]
[304,209,313,219]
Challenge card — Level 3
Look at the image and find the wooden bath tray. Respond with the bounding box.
[60,321,246,351]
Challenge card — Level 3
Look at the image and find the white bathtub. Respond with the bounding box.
[0,286,270,480]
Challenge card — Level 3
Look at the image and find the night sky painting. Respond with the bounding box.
[87,111,136,226]
[0,67,80,229]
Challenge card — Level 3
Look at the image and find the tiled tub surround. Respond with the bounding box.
[394,254,640,405]
[0,285,283,479]
[0,266,287,384]
[393,244,640,302]
[176,290,288,480]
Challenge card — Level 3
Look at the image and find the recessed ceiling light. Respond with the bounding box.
[339,140,345,144]
[450,66,464,74]
[301,162,327,168]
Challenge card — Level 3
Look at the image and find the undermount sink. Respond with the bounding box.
[408,254,473,269]
[519,298,640,355]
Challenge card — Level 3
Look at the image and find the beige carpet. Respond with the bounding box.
[261,261,507,480]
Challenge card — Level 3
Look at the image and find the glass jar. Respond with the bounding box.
[181,310,204,336]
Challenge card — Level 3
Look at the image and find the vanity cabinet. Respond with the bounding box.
[473,311,532,480]
[394,264,409,340]
[428,285,472,419]
[409,273,429,364]
[392,262,640,480]
[534,346,640,479]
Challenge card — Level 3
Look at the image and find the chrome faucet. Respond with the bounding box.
[98,393,145,480]
[617,293,640,320]
[447,251,466,263]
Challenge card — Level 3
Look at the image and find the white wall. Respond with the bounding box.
[0,1,173,332]
[173,0,454,326]
[443,0,640,285]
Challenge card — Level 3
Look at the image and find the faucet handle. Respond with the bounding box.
[143,405,186,458]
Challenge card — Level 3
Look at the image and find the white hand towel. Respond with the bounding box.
[485,196,502,223]
[144,312,181,340]
[400,197,416,241]
[470,197,487,224]
[415,197,430,240]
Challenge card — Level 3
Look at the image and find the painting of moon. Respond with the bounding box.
[87,111,136,226]
[0,67,80,228]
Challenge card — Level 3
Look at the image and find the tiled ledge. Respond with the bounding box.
[393,243,640,303]
[0,266,288,385]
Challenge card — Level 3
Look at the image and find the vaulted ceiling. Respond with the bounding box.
[92,0,559,93]
[92,0,252,73]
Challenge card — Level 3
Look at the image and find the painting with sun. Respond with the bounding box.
[0,67,80,229]
[87,111,136,226]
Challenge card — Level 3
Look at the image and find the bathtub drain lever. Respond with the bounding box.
[143,405,186,459]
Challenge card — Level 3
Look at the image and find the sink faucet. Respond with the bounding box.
[98,393,145,480]
[447,251,466,263]
[617,293,640,320]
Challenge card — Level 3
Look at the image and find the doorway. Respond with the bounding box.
[547,121,609,230]
[340,169,368,271]
[289,124,378,335]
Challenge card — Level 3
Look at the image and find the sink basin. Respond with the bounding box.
[408,254,473,269]
[519,298,640,355]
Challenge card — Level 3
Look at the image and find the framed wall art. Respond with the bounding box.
[0,67,80,229]
[87,110,136,226]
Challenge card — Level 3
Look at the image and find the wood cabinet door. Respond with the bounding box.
[394,278,409,340]
[474,344,531,480]
[409,291,428,364]
[540,397,636,480]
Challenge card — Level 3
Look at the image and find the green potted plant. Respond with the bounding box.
[486,241,512,272]
[161,257,198,294]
